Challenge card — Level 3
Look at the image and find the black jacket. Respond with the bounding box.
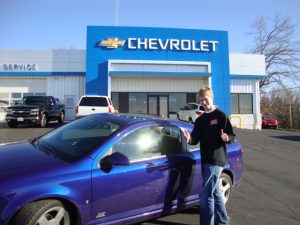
[190,108,235,166]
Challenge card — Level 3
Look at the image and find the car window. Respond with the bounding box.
[190,104,198,110]
[263,116,273,120]
[108,98,112,105]
[183,105,189,110]
[38,115,122,161]
[23,96,47,105]
[110,125,183,162]
[186,104,192,110]
[79,97,108,107]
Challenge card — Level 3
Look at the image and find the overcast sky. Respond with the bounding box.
[0,0,299,53]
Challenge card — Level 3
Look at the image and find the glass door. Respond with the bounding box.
[148,96,158,116]
[159,96,168,118]
[148,95,168,117]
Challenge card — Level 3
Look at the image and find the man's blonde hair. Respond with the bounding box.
[199,86,214,98]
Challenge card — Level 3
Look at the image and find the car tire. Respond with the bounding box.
[7,121,18,128]
[177,114,180,121]
[188,118,193,124]
[58,111,65,124]
[219,173,232,204]
[11,199,71,225]
[40,113,48,128]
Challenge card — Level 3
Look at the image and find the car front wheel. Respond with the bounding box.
[40,113,48,128]
[219,173,232,204]
[11,199,71,225]
[58,111,65,124]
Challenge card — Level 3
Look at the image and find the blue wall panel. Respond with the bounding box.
[86,26,231,114]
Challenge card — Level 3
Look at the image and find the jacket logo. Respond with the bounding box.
[210,119,218,125]
[99,38,125,48]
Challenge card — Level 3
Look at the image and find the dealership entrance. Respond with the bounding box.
[148,95,168,117]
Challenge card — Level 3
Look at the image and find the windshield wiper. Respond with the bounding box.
[39,142,57,158]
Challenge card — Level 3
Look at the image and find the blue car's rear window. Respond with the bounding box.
[38,115,122,161]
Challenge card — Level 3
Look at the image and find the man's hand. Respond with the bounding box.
[183,129,191,144]
[220,129,229,142]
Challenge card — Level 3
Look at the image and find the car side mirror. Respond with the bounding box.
[100,152,130,168]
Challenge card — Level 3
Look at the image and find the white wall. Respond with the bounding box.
[229,53,265,75]
[229,53,265,130]
[111,76,208,92]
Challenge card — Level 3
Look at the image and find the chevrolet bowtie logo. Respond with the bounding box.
[99,38,125,48]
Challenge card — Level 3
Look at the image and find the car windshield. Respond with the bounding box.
[38,115,122,161]
[263,116,273,120]
[23,96,47,105]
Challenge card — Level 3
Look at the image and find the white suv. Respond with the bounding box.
[76,95,115,118]
[177,103,205,123]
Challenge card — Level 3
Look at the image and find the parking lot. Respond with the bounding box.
[0,122,299,225]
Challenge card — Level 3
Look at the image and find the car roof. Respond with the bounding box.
[80,95,109,98]
[87,113,190,127]
[187,102,200,105]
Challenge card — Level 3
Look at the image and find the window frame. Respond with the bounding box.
[231,93,253,114]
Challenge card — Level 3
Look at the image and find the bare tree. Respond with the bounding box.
[247,14,300,89]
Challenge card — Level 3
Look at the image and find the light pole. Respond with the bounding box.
[115,0,119,26]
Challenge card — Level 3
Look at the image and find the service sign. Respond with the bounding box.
[99,37,219,52]
[1,64,38,71]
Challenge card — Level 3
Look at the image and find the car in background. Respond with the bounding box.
[0,113,243,225]
[76,95,115,118]
[177,103,205,123]
[262,115,279,129]
[5,96,65,128]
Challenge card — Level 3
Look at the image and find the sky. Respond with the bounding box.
[0,0,300,53]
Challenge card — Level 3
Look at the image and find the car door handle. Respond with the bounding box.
[147,163,169,172]
[92,108,95,111]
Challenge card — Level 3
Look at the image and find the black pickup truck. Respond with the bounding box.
[5,96,65,128]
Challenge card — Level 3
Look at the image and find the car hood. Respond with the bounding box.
[8,105,41,110]
[0,141,68,180]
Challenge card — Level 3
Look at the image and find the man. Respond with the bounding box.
[184,86,234,225]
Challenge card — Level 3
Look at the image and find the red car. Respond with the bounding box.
[262,115,279,129]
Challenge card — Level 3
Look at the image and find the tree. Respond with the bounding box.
[247,14,300,89]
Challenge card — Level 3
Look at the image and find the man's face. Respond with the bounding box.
[199,95,214,110]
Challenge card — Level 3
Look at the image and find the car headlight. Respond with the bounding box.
[30,109,39,115]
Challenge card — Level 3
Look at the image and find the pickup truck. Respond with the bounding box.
[5,96,65,128]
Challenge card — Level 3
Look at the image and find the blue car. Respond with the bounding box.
[0,113,243,225]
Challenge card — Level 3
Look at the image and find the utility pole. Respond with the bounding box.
[289,98,293,130]
[115,0,119,26]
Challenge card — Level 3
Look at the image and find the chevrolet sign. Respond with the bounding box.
[99,37,219,52]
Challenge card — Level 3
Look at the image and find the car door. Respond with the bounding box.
[90,125,172,224]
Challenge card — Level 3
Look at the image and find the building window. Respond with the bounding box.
[129,93,147,114]
[231,93,253,114]
[111,92,119,110]
[0,93,9,107]
[169,93,187,114]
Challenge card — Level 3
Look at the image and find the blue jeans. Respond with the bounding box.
[200,164,229,225]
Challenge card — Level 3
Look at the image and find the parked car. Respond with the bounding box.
[0,113,243,225]
[177,103,205,123]
[262,115,279,129]
[5,96,65,128]
[76,95,115,118]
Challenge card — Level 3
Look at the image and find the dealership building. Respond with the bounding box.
[0,26,265,129]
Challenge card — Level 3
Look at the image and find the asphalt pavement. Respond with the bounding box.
[0,122,299,225]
